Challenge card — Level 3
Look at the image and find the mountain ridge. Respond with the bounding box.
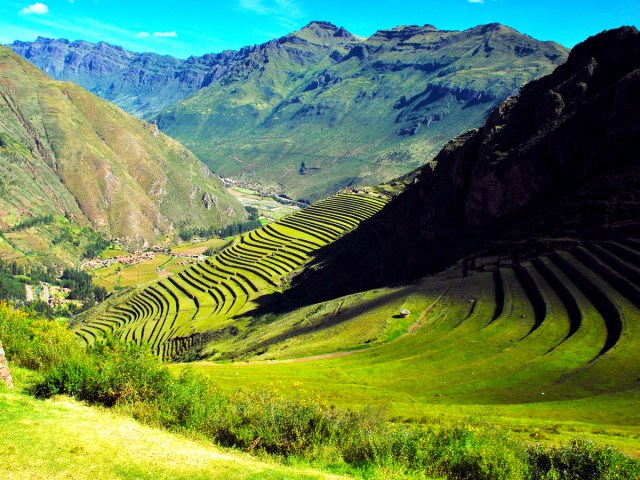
[10,22,568,200]
[281,26,640,304]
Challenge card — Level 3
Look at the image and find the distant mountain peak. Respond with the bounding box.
[289,20,356,42]
[370,24,441,41]
[304,20,340,30]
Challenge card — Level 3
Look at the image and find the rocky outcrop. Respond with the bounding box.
[286,27,640,303]
[0,341,14,389]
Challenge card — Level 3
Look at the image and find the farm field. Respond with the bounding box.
[227,186,301,220]
[90,239,229,292]
[171,242,640,453]
[76,191,390,360]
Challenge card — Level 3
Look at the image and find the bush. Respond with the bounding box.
[527,439,640,479]
[36,339,171,406]
[0,302,79,371]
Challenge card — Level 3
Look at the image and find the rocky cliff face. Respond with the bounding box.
[10,22,568,200]
[288,27,640,302]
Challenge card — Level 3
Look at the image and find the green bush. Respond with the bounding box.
[0,302,79,371]
[36,339,172,406]
[527,439,640,479]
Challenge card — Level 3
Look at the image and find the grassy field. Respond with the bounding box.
[78,189,640,456]
[0,372,349,480]
[166,243,640,454]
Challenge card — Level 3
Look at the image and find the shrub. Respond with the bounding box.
[0,302,79,371]
[36,339,172,406]
[527,439,640,479]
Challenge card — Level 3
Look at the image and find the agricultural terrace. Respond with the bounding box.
[75,191,389,360]
[181,239,640,450]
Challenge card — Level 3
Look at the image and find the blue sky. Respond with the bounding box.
[1,0,638,58]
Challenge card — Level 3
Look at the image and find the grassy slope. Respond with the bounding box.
[0,374,348,480]
[0,45,245,253]
[173,265,640,455]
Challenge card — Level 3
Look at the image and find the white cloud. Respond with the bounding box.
[20,3,49,14]
[468,0,485,3]
[238,0,303,18]
[136,31,150,38]
[239,0,268,15]
[237,0,303,30]
[153,31,177,37]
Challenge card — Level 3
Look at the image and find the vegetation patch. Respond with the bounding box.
[1,302,639,479]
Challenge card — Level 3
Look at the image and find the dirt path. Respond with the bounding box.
[263,288,449,364]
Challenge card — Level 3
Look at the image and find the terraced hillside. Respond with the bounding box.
[75,191,388,360]
[183,239,640,443]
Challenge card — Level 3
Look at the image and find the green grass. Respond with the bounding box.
[161,242,640,454]
[4,301,640,479]
[0,379,348,480]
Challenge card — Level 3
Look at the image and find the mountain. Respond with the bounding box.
[284,26,640,304]
[8,37,237,118]
[10,22,568,201]
[157,22,568,201]
[0,45,246,260]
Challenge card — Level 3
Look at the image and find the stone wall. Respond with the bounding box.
[0,340,14,389]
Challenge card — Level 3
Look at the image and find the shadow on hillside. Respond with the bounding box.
[233,284,418,357]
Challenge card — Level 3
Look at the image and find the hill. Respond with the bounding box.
[0,45,246,265]
[156,22,567,201]
[10,22,568,201]
[161,28,640,454]
[74,189,390,360]
[8,37,246,118]
[287,26,640,303]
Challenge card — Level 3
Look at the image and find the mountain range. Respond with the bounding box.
[10,22,568,201]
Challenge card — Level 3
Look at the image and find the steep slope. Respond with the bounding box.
[156,22,567,200]
[11,22,567,201]
[286,26,640,303]
[0,46,245,254]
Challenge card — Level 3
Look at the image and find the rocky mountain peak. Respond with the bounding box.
[288,21,357,44]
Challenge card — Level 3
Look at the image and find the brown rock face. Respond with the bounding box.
[0,341,14,389]
[287,27,640,304]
